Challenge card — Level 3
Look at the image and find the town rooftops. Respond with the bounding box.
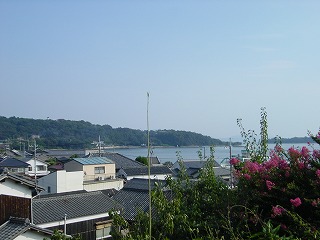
[32,190,121,224]
[0,217,53,240]
[73,157,114,165]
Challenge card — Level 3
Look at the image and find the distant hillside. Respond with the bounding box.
[0,116,226,149]
[268,136,311,144]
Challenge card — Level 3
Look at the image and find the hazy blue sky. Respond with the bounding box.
[1,1,319,140]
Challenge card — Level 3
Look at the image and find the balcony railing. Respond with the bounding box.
[83,173,115,182]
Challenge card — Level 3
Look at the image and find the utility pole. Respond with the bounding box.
[34,140,37,192]
[147,92,152,239]
[229,138,233,187]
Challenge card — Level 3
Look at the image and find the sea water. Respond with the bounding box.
[107,143,315,164]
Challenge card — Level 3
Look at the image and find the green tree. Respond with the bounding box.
[135,156,148,165]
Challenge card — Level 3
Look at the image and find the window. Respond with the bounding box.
[95,166,105,174]
[37,165,46,171]
[28,166,32,171]
[96,222,112,240]
[48,186,51,193]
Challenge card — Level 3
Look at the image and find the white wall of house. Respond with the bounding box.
[38,170,83,195]
[0,179,33,198]
[14,230,51,240]
[83,179,124,192]
[126,174,169,181]
[25,159,49,177]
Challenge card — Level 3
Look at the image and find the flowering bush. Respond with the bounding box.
[231,144,320,238]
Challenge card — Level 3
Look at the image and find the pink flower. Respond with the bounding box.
[230,158,240,165]
[271,206,285,218]
[266,180,275,191]
[288,147,300,159]
[243,173,251,180]
[298,161,305,170]
[244,161,260,173]
[313,149,320,159]
[301,146,309,158]
[290,197,302,207]
[316,169,320,178]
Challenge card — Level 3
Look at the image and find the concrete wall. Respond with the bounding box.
[38,170,83,195]
[0,179,32,198]
[83,179,124,192]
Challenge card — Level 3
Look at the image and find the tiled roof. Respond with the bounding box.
[0,217,52,240]
[172,159,220,170]
[0,172,45,191]
[0,158,29,168]
[123,178,167,191]
[112,190,149,221]
[86,152,145,169]
[112,179,172,221]
[73,157,114,165]
[149,157,160,165]
[123,165,173,176]
[33,190,121,224]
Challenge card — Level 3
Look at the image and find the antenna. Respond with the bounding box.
[147,92,152,239]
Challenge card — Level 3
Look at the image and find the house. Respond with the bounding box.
[83,152,173,181]
[64,157,124,191]
[117,165,173,181]
[37,170,84,195]
[0,217,53,240]
[33,190,121,240]
[171,159,231,182]
[20,157,50,178]
[112,178,169,222]
[0,172,45,226]
[0,157,30,174]
[85,152,146,171]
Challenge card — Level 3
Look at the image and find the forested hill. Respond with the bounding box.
[0,116,226,149]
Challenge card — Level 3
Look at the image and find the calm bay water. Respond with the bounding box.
[107,143,315,164]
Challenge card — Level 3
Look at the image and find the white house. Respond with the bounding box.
[20,158,50,177]
[62,157,124,191]
[37,170,83,195]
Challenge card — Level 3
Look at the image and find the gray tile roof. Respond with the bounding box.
[112,179,172,221]
[0,158,30,168]
[0,217,52,240]
[0,172,45,191]
[86,152,145,169]
[73,157,114,165]
[33,190,121,224]
[172,160,221,170]
[112,190,149,221]
[123,178,167,191]
[122,166,173,176]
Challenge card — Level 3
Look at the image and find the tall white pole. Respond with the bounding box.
[147,92,152,239]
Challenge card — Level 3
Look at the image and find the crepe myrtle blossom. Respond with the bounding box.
[271,205,285,218]
[230,158,240,165]
[266,180,275,191]
[290,197,302,207]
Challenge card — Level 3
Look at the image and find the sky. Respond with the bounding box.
[1,1,320,140]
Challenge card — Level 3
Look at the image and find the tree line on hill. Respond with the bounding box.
[0,116,227,149]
